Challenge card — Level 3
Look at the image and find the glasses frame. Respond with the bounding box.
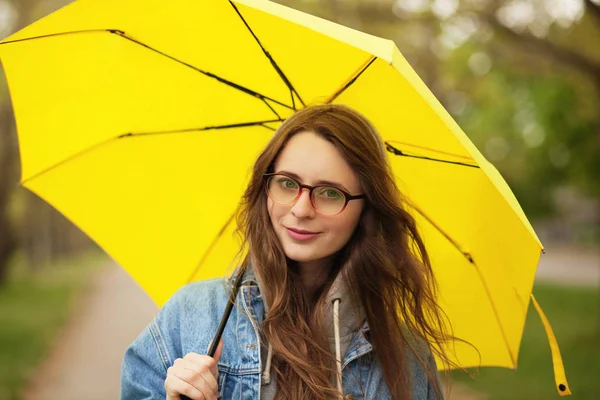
[263,173,366,216]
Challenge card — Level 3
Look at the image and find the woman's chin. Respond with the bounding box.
[282,247,333,265]
[284,253,317,263]
[282,247,320,264]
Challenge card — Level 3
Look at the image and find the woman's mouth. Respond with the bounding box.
[285,227,321,241]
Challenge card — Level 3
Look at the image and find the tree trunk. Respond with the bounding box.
[0,104,19,284]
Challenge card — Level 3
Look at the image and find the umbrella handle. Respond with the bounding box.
[207,293,236,356]
[181,269,244,400]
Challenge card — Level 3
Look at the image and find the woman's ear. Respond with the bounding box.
[359,205,374,234]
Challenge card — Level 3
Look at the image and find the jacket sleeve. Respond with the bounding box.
[120,288,186,400]
[120,319,172,399]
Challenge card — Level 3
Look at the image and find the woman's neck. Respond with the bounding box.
[297,258,332,291]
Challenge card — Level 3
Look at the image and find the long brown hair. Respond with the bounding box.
[235,104,453,399]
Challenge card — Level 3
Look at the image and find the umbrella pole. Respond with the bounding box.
[181,270,244,400]
[208,269,244,356]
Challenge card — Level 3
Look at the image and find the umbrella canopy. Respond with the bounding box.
[0,0,569,393]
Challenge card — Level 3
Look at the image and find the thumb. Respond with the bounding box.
[209,339,224,377]
[213,338,224,362]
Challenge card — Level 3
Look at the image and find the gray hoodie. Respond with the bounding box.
[255,270,365,400]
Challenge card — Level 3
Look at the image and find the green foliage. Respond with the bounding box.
[0,251,104,400]
[451,63,599,218]
[454,283,600,399]
[280,0,600,221]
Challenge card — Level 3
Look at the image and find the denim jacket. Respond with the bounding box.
[121,268,441,399]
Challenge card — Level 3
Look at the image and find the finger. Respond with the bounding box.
[213,339,224,363]
[211,339,224,375]
[183,350,221,379]
[182,353,216,371]
[171,364,216,400]
[175,358,219,395]
[164,373,204,400]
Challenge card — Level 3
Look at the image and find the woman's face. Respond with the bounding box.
[267,130,365,267]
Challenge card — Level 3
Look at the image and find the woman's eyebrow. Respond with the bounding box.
[276,170,351,192]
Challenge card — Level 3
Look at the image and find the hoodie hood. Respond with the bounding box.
[253,266,366,398]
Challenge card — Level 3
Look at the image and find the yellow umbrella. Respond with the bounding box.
[0,0,570,394]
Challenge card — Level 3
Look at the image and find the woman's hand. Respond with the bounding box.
[164,339,223,400]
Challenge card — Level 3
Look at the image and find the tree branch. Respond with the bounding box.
[355,3,439,24]
[584,0,600,27]
[0,104,18,284]
[483,15,600,85]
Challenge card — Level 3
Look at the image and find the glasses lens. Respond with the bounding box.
[312,186,346,215]
[267,175,300,204]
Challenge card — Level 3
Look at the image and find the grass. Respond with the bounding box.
[0,249,106,400]
[0,251,596,400]
[453,283,600,400]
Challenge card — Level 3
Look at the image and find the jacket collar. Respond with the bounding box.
[228,265,373,365]
[227,264,371,330]
[227,264,258,287]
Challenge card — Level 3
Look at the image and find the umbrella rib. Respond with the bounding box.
[407,202,474,263]
[113,30,296,113]
[20,120,276,186]
[386,140,475,162]
[262,100,283,120]
[385,142,479,168]
[470,260,518,367]
[408,201,517,367]
[1,29,295,116]
[325,56,377,104]
[118,119,283,137]
[229,0,304,109]
[186,212,238,284]
[0,29,110,45]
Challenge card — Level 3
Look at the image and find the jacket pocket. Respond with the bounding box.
[217,368,236,399]
[217,367,260,399]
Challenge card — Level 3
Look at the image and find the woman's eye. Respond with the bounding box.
[318,188,342,199]
[279,178,298,189]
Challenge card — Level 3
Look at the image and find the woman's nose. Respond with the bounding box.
[290,189,315,218]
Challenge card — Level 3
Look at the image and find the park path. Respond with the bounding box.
[23,245,599,399]
[23,262,158,400]
[534,245,599,287]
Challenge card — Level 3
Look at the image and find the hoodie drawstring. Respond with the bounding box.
[260,299,345,398]
[262,343,273,385]
[333,298,343,397]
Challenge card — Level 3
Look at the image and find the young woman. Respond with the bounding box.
[121,104,452,399]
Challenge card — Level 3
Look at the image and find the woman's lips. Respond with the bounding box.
[285,227,321,241]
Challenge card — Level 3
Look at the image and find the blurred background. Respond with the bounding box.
[0,0,598,399]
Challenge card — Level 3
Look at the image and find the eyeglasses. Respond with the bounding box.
[263,173,366,216]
